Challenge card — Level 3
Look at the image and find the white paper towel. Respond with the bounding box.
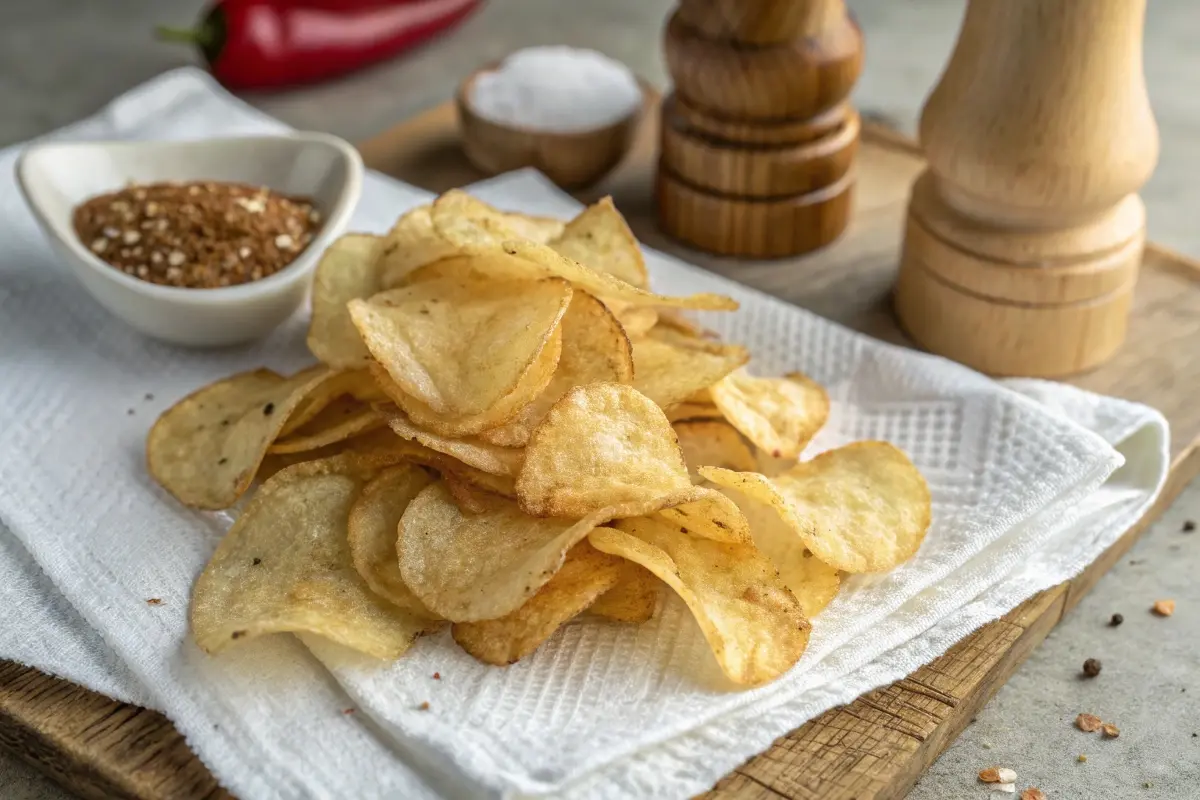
[0,70,1169,799]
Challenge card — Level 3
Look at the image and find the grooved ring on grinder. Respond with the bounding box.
[664,9,863,121]
[661,106,860,197]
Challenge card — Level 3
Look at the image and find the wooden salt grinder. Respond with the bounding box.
[656,0,864,258]
[894,0,1159,377]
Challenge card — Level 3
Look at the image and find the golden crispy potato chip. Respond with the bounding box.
[190,454,426,659]
[279,368,385,438]
[429,190,564,249]
[654,485,751,544]
[754,449,798,477]
[381,407,524,477]
[674,419,757,480]
[710,370,830,460]
[398,482,612,621]
[771,442,932,573]
[451,541,624,665]
[517,383,691,517]
[269,397,386,455]
[147,366,332,509]
[480,290,634,447]
[588,563,660,623]
[398,481,720,622]
[495,239,738,311]
[614,306,659,337]
[306,234,385,368]
[348,274,571,416]
[377,205,460,289]
[632,336,750,410]
[666,402,725,423]
[653,310,719,340]
[367,327,561,438]
[346,464,441,620]
[699,467,840,616]
[550,196,649,289]
[590,519,810,686]
[442,471,498,513]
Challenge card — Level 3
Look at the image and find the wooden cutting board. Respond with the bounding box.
[3,96,1199,800]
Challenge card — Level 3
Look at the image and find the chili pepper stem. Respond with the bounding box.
[156,25,215,49]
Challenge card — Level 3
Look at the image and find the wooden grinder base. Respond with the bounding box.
[895,171,1145,377]
[657,96,857,258]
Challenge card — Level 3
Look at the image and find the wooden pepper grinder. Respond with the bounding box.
[894,0,1159,377]
[656,0,864,258]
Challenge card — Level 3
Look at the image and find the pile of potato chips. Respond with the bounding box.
[149,191,931,688]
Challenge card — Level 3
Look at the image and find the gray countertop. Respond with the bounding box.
[2,1,1197,797]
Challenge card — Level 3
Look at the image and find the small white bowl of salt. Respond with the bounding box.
[457,46,649,189]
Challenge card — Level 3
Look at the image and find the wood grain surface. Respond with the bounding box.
[3,96,1199,800]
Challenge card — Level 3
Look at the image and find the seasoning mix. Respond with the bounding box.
[73,181,321,289]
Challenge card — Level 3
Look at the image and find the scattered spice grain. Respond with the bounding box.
[1021,789,1046,800]
[1076,713,1103,733]
[1152,599,1175,617]
[146,598,163,605]
[417,701,430,711]
[1082,658,1102,677]
[1109,613,1124,627]
[73,180,321,289]
[1183,520,1195,532]
[1101,723,1120,738]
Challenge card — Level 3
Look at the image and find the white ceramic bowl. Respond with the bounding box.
[16,133,363,347]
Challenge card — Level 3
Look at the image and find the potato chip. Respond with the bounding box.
[550,196,649,289]
[398,481,723,622]
[654,485,751,544]
[632,335,749,410]
[367,327,562,438]
[754,449,798,478]
[190,454,426,659]
[306,234,385,368]
[588,564,660,623]
[279,368,385,438]
[398,482,611,621]
[710,370,830,460]
[147,366,333,509]
[451,541,625,665]
[495,239,739,311]
[614,306,659,337]
[381,407,524,477]
[665,402,725,423]
[674,419,757,479]
[442,471,497,513]
[771,442,932,573]
[348,274,571,416]
[699,467,840,616]
[429,190,564,248]
[377,205,460,289]
[654,310,719,340]
[347,464,441,620]
[517,383,691,517]
[589,519,809,685]
[269,398,385,455]
[480,290,634,447]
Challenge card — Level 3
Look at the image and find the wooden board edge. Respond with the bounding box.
[707,436,1200,800]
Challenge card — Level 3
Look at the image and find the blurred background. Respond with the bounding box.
[3,1,1199,798]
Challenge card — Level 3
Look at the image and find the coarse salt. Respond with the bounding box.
[469,46,642,133]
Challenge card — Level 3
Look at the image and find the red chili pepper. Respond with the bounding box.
[157,0,483,91]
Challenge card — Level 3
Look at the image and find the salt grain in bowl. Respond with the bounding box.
[469,46,643,134]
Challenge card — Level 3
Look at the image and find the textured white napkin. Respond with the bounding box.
[0,69,1169,800]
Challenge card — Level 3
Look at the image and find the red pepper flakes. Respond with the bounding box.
[73,181,320,289]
